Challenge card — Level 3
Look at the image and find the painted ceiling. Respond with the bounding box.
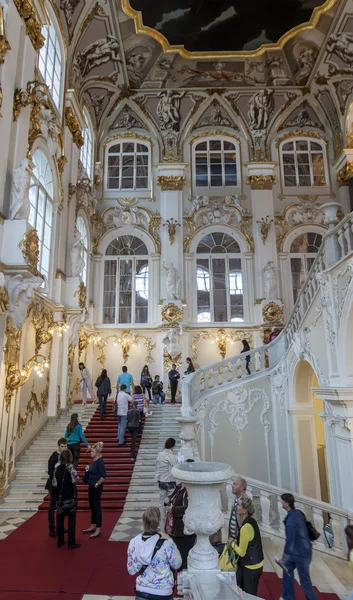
[127,0,328,53]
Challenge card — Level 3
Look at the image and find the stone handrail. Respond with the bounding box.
[228,474,353,558]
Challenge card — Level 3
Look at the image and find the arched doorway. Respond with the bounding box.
[292,360,330,502]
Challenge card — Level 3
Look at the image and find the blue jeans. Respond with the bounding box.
[282,553,317,600]
[117,415,127,444]
[98,394,107,419]
[152,392,165,404]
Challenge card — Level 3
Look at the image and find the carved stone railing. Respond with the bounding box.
[226,475,352,559]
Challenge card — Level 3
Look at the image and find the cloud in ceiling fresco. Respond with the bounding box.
[128,0,327,53]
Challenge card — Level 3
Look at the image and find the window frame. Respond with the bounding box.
[192,136,241,194]
[38,18,64,112]
[80,108,94,181]
[289,231,323,304]
[280,137,329,191]
[104,139,151,193]
[76,215,89,286]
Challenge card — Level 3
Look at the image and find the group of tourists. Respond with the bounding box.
[46,423,106,549]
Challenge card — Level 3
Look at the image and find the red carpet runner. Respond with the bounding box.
[39,400,141,511]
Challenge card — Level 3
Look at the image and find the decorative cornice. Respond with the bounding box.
[337,161,353,187]
[65,107,84,148]
[157,175,186,191]
[247,175,276,190]
[275,130,327,148]
[13,0,45,50]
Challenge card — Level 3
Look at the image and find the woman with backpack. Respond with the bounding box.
[52,449,80,549]
[95,369,112,419]
[64,413,91,469]
[127,506,181,600]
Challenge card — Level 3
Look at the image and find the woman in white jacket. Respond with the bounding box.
[155,438,178,528]
[127,506,181,600]
[79,362,97,405]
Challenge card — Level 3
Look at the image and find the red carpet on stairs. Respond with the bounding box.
[39,400,142,512]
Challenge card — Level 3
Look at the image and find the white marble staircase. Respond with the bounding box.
[0,403,96,512]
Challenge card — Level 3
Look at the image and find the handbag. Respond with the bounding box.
[56,468,76,516]
[299,510,320,541]
[219,543,238,572]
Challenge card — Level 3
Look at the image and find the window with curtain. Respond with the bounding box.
[281,139,327,188]
[193,139,238,189]
[106,141,149,191]
[76,216,89,285]
[103,235,149,324]
[28,150,54,282]
[38,21,63,110]
[196,232,243,323]
[80,109,93,180]
[290,232,323,304]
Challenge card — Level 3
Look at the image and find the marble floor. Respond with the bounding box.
[0,511,35,539]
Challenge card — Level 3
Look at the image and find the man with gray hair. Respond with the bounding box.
[228,476,247,543]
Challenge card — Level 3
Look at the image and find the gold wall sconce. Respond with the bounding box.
[163,218,181,245]
[6,354,50,411]
[256,216,274,244]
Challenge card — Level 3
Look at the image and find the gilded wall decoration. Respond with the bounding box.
[337,162,353,186]
[148,214,161,253]
[7,436,16,479]
[86,331,155,366]
[101,206,161,253]
[13,79,47,122]
[256,216,274,244]
[13,0,45,50]
[262,302,284,325]
[275,130,327,148]
[274,200,326,251]
[0,450,6,497]
[163,218,180,244]
[18,229,40,275]
[29,300,54,353]
[74,282,87,309]
[4,316,22,412]
[17,377,49,438]
[161,303,184,325]
[0,6,11,64]
[163,347,182,372]
[157,176,186,191]
[191,329,253,365]
[65,106,84,148]
[66,340,75,406]
[247,175,276,190]
[0,263,9,314]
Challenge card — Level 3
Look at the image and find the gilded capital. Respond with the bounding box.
[13,0,45,50]
[247,175,276,190]
[157,175,186,191]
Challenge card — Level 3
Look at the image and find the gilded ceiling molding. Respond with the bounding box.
[121,0,337,60]
[103,130,152,148]
[157,175,186,191]
[65,106,84,148]
[13,0,45,50]
[69,2,105,47]
[275,130,327,148]
[247,175,276,190]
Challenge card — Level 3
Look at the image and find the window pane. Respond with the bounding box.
[212,258,227,322]
[103,260,116,323]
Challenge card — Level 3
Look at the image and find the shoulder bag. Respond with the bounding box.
[56,468,76,516]
[139,538,165,575]
[219,543,238,572]
[299,510,320,541]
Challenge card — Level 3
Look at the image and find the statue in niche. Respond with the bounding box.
[9,159,31,220]
[70,227,85,278]
[199,107,231,128]
[248,89,274,131]
[162,326,181,359]
[7,274,43,329]
[157,90,184,132]
[262,261,278,300]
[60,0,80,26]
[295,47,316,84]
[75,36,121,76]
[162,262,180,301]
[327,32,353,64]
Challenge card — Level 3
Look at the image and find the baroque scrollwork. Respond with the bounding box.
[18,229,40,274]
[247,175,276,190]
[275,199,325,251]
[13,0,45,50]
[65,107,84,148]
[157,176,186,191]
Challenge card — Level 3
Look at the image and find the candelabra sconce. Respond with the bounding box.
[163,218,181,245]
[5,354,50,411]
[114,330,138,363]
[256,216,274,244]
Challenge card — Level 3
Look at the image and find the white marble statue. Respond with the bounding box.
[157,91,183,132]
[6,274,43,329]
[327,32,353,64]
[248,89,274,131]
[295,47,316,83]
[76,36,121,76]
[162,262,180,301]
[262,261,278,299]
[0,0,9,24]
[162,326,181,358]
[60,0,80,26]
[71,227,86,278]
[69,307,89,347]
[9,159,31,220]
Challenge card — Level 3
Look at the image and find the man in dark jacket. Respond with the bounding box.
[46,437,67,537]
[168,364,180,403]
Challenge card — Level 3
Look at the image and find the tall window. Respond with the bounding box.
[290,232,323,303]
[281,139,327,187]
[28,150,54,282]
[103,236,149,324]
[76,216,88,285]
[106,141,149,191]
[196,232,243,323]
[194,139,237,189]
[38,21,63,109]
[81,109,93,180]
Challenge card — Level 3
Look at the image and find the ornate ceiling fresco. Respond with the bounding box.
[125,0,328,53]
[51,0,353,161]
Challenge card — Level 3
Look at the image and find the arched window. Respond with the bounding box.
[290,232,323,303]
[103,235,149,324]
[81,108,93,180]
[193,138,238,189]
[38,20,64,110]
[106,141,150,191]
[196,232,243,323]
[76,216,89,285]
[29,150,54,282]
[281,139,327,188]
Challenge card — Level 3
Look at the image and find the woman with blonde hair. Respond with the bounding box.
[82,441,106,539]
[127,506,181,600]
